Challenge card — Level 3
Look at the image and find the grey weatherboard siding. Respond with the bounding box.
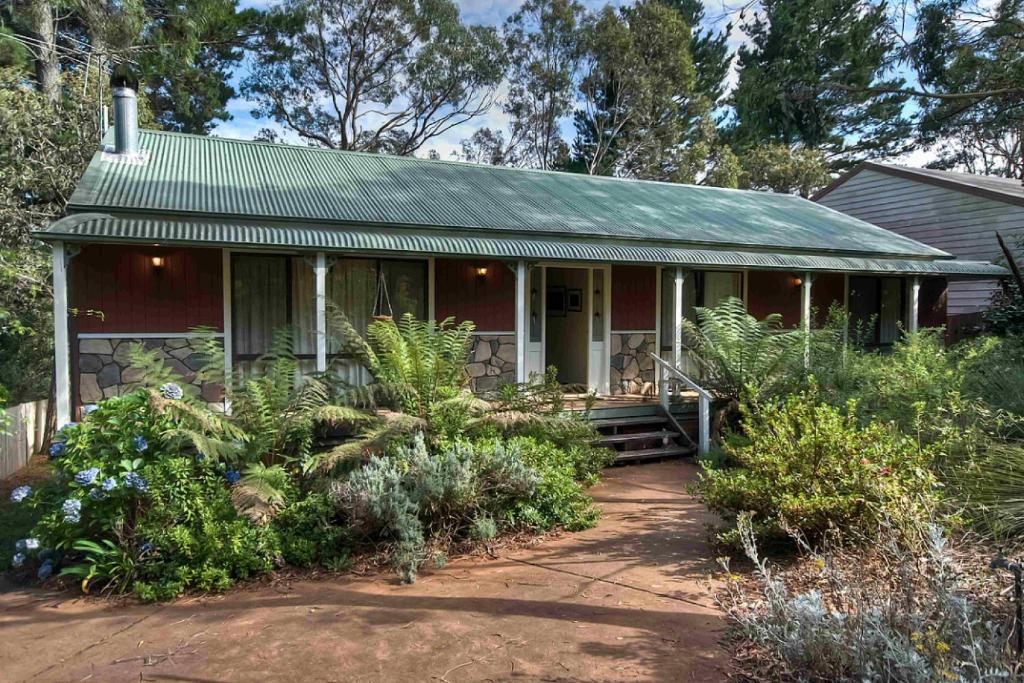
[816,166,1024,315]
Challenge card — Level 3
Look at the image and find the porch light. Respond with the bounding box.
[475,265,488,278]
[793,276,803,287]
[151,256,165,269]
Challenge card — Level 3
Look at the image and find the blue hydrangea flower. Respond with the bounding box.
[82,404,99,416]
[195,452,206,462]
[10,485,31,503]
[123,472,149,492]
[89,488,106,501]
[74,467,100,486]
[160,382,184,400]
[37,559,53,580]
[101,477,117,492]
[11,552,25,568]
[15,538,39,552]
[48,442,66,459]
[62,498,82,524]
[225,469,241,485]
[133,435,148,452]
[140,542,153,553]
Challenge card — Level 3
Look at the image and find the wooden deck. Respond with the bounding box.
[563,392,699,411]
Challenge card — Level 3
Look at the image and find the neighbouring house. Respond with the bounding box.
[36,88,1005,453]
[814,162,1024,338]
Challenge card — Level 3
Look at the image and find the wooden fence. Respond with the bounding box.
[1,400,48,479]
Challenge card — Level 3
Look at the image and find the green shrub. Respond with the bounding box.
[15,390,280,599]
[951,442,1024,541]
[498,436,607,531]
[695,389,939,547]
[957,334,1024,419]
[272,493,349,568]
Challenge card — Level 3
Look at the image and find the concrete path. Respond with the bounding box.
[0,461,727,682]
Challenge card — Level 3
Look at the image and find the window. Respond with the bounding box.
[849,276,905,347]
[232,254,426,376]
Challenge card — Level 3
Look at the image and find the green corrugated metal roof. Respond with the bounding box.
[41,213,1005,278]
[63,129,952,260]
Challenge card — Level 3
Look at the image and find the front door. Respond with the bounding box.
[537,265,610,393]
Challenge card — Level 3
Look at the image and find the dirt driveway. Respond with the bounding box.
[0,461,727,682]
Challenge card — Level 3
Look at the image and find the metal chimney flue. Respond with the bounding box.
[112,87,139,155]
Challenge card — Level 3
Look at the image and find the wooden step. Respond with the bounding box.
[590,415,668,429]
[597,430,679,445]
[614,445,693,463]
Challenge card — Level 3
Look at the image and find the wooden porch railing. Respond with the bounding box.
[651,354,711,456]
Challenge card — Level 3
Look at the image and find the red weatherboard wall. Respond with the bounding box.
[746,271,847,328]
[811,272,846,326]
[434,258,514,330]
[72,245,223,333]
[611,265,657,330]
[746,271,803,327]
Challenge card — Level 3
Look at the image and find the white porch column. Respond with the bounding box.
[52,241,71,427]
[221,250,233,408]
[315,252,328,372]
[514,260,527,383]
[907,276,921,334]
[672,267,686,367]
[800,271,813,367]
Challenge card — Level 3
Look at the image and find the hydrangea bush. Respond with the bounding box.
[11,389,279,599]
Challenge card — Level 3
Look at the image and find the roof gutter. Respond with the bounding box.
[34,213,1006,279]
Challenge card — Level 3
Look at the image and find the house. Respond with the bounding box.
[36,88,1005,437]
[814,162,1024,338]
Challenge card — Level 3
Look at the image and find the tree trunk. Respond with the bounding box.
[25,0,60,103]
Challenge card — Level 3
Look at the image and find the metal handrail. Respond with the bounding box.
[651,353,711,455]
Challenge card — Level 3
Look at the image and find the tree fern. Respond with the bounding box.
[681,296,805,405]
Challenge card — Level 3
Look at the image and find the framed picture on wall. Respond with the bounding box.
[547,285,566,317]
[567,288,583,312]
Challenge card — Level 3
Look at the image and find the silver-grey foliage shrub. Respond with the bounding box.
[720,515,1013,682]
[332,433,538,582]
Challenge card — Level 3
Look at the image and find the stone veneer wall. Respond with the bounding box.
[77,337,224,411]
[610,333,656,395]
[466,334,516,393]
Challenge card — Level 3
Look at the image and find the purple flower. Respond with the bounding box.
[37,559,53,580]
[123,472,149,492]
[62,498,82,524]
[74,467,100,486]
[10,485,31,503]
[159,382,183,400]
[225,469,241,485]
[133,435,148,452]
[48,442,66,459]
[11,552,25,568]
[140,542,153,554]
[89,488,106,501]
[101,477,117,492]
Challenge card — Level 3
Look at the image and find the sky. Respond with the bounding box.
[216,0,935,167]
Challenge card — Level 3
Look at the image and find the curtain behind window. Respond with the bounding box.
[233,255,287,357]
[703,272,742,309]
